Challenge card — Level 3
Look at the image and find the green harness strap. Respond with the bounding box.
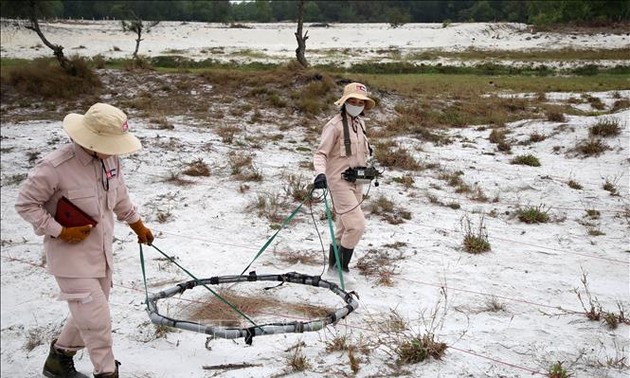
[324,191,345,290]
[238,196,308,276]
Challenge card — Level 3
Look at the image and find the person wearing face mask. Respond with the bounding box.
[15,103,154,378]
[312,82,376,285]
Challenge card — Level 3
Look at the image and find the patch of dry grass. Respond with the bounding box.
[186,287,333,328]
[355,248,406,286]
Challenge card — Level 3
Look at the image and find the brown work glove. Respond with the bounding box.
[129,219,154,245]
[58,225,92,244]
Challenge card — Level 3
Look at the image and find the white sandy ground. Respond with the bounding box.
[1,21,629,378]
[1,20,629,67]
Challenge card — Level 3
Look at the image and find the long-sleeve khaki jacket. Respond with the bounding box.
[15,142,140,278]
[313,112,370,188]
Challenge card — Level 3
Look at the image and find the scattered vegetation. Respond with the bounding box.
[355,248,406,286]
[489,128,512,152]
[567,179,583,190]
[368,309,448,367]
[286,341,311,372]
[546,110,566,122]
[511,154,541,167]
[548,361,572,378]
[574,271,630,330]
[182,159,210,177]
[461,214,491,254]
[1,57,101,99]
[517,204,550,224]
[228,151,262,181]
[589,118,621,137]
[367,195,412,225]
[602,176,620,196]
[572,138,610,157]
[373,141,422,171]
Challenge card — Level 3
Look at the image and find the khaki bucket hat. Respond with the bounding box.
[63,103,142,155]
[334,82,375,110]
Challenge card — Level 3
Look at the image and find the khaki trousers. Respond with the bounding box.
[331,182,366,249]
[54,269,116,375]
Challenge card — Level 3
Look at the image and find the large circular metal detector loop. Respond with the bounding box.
[146,272,359,342]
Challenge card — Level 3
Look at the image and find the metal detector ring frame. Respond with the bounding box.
[145,272,359,340]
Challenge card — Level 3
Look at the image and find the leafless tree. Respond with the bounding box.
[121,11,159,60]
[23,0,76,74]
[294,0,309,68]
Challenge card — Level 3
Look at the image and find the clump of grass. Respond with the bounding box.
[367,195,412,225]
[325,335,351,352]
[517,204,550,224]
[391,174,415,189]
[548,361,572,378]
[368,310,447,366]
[154,324,175,339]
[286,342,311,372]
[397,334,447,365]
[276,249,319,266]
[355,248,405,286]
[162,171,194,186]
[479,296,507,313]
[603,177,619,195]
[489,128,507,143]
[373,141,422,171]
[573,138,610,157]
[585,208,600,219]
[182,159,210,177]
[529,132,547,143]
[546,111,566,122]
[567,180,582,190]
[611,99,630,112]
[574,271,630,329]
[589,118,620,137]
[282,173,311,203]
[461,214,491,254]
[228,151,263,181]
[216,125,241,144]
[247,192,287,224]
[488,128,512,152]
[511,154,541,167]
[582,94,605,110]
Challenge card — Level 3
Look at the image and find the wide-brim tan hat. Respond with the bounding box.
[63,103,141,155]
[334,82,376,110]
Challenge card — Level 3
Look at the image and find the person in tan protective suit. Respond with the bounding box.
[313,82,376,284]
[15,103,154,378]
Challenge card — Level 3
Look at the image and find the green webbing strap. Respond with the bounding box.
[238,196,309,276]
[323,191,345,290]
[139,243,262,330]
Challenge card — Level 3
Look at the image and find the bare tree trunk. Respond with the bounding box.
[25,0,76,75]
[294,0,309,68]
[133,28,142,59]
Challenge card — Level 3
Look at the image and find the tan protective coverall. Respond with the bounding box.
[15,142,140,375]
[313,112,369,249]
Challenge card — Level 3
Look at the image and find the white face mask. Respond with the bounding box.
[345,103,364,117]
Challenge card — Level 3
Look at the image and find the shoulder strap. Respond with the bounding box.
[341,111,351,156]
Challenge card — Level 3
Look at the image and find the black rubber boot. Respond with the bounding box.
[93,360,120,378]
[42,339,88,378]
[340,246,354,272]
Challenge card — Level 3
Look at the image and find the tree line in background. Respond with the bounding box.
[2,0,628,26]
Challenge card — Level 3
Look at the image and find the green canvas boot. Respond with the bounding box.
[42,339,88,378]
